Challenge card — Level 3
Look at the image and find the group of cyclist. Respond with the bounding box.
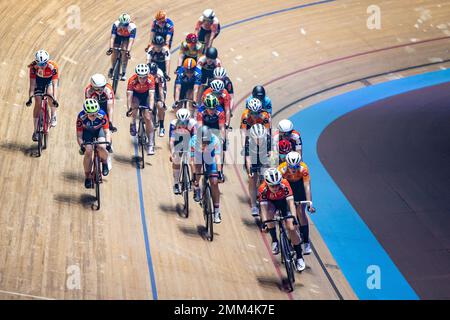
[26,8,317,274]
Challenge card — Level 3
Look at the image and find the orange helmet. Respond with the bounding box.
[155,10,167,21]
[183,58,197,70]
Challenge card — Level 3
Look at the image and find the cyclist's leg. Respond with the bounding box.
[192,160,202,201]
[129,96,139,136]
[110,37,121,75]
[82,131,95,184]
[280,198,303,262]
[185,88,195,116]
[32,82,45,136]
[198,28,207,52]
[172,150,182,188]
[265,201,279,251]
[140,94,154,144]
[156,86,166,133]
[96,130,109,162]
[248,166,258,209]
[295,181,310,245]
[120,38,130,76]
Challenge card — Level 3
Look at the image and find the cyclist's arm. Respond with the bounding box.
[127,37,135,52]
[174,83,181,102]
[76,118,83,146]
[177,48,185,68]
[149,90,155,111]
[126,90,133,111]
[287,196,297,216]
[157,79,165,103]
[193,84,200,103]
[224,93,231,126]
[110,24,117,49]
[165,49,171,75]
[51,79,59,101]
[28,77,36,98]
[240,115,248,148]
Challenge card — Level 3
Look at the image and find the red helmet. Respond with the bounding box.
[186,33,198,44]
[278,139,292,155]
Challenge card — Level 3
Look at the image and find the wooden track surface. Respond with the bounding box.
[0,0,449,300]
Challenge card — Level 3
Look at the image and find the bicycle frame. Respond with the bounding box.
[28,92,56,157]
[111,47,125,94]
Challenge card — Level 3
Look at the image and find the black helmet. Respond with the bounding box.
[149,62,158,75]
[198,126,213,144]
[153,35,165,45]
[205,47,218,59]
[252,85,266,100]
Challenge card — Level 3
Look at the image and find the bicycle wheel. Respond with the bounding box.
[204,184,214,241]
[280,232,295,291]
[112,58,121,94]
[94,155,101,210]
[182,163,190,218]
[37,113,44,157]
[42,100,48,150]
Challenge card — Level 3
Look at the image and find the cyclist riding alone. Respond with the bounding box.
[245,124,272,217]
[126,64,156,155]
[197,94,226,147]
[190,126,224,224]
[170,108,197,195]
[148,62,168,137]
[85,74,116,133]
[258,168,306,272]
[201,79,231,127]
[177,33,204,70]
[146,35,171,80]
[106,13,137,81]
[77,99,112,189]
[147,10,175,50]
[173,58,202,113]
[213,67,234,115]
[26,50,59,141]
[195,9,221,51]
[278,152,316,255]
[240,98,271,149]
[197,47,222,94]
[246,85,272,115]
[273,119,303,158]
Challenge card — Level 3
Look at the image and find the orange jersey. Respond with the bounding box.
[278,161,310,183]
[258,179,293,203]
[240,109,271,130]
[85,83,115,104]
[127,74,156,94]
[201,88,230,111]
[29,61,59,80]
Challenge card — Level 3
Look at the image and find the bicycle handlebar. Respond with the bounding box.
[81,141,111,148]
[263,215,296,224]
[299,201,313,206]
[27,93,59,107]
[126,105,150,117]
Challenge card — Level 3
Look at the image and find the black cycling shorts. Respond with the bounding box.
[83,128,106,143]
[198,24,221,42]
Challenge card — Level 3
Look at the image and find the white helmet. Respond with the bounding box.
[213,67,227,79]
[135,63,149,76]
[203,9,215,20]
[247,98,263,113]
[35,50,50,66]
[286,152,302,167]
[90,74,107,88]
[119,13,131,25]
[278,119,294,133]
[250,124,267,139]
[176,108,190,121]
[264,168,283,186]
[210,79,225,93]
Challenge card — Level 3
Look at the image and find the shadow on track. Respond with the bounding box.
[0,141,36,157]
[54,193,97,209]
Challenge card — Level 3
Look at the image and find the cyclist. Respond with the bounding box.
[77,99,112,189]
[197,47,222,98]
[258,168,306,272]
[245,124,272,217]
[197,94,226,148]
[26,50,59,141]
[195,9,221,51]
[107,13,137,81]
[169,109,197,195]
[148,62,167,137]
[177,33,204,69]
[278,152,316,255]
[85,74,116,132]
[213,67,234,115]
[173,58,202,114]
[146,35,171,79]
[240,98,271,149]
[201,79,231,127]
[126,64,156,155]
[246,85,272,115]
[190,126,223,223]
[273,119,303,158]
[147,10,175,50]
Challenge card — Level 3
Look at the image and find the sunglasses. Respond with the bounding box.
[37,62,47,67]
[288,164,301,170]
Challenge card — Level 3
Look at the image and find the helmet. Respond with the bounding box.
[119,13,131,25]
[198,126,213,143]
[247,98,262,113]
[205,47,218,59]
[278,139,292,155]
[204,94,219,109]
[278,119,294,133]
[176,108,190,122]
[90,74,107,89]
[153,35,165,45]
[213,67,227,79]
[252,85,266,100]
[203,9,215,20]
[186,33,198,44]
[286,152,302,167]
[135,63,149,77]
[210,79,225,93]
[84,99,100,114]
[250,124,267,140]
[183,58,197,70]
[148,62,158,75]
[155,10,167,21]
[35,50,49,66]
[264,168,283,186]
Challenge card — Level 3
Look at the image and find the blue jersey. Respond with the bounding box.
[189,133,221,165]
[76,110,109,133]
[175,67,202,87]
[112,21,137,39]
[151,18,175,37]
[197,106,225,130]
[246,95,272,115]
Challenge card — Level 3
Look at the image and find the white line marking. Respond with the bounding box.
[62,56,78,65]
[410,38,418,42]
[300,27,307,35]
[272,51,279,57]
[247,244,256,249]
[440,66,447,70]
[428,57,444,63]
[0,290,54,300]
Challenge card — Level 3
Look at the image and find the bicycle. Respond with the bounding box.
[264,213,297,292]
[178,151,192,218]
[172,99,197,110]
[127,106,148,169]
[81,140,111,211]
[26,92,59,157]
[109,47,127,94]
[197,160,215,241]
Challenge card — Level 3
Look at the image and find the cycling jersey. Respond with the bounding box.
[29,61,59,81]
[197,56,222,84]
[195,16,220,33]
[175,67,202,87]
[240,109,271,130]
[189,133,221,169]
[112,21,137,38]
[127,74,156,93]
[245,135,272,171]
[278,161,310,183]
[201,88,231,113]
[84,83,115,109]
[151,18,174,38]
[246,95,272,115]
[170,118,197,149]
[76,110,109,133]
[180,41,204,60]
[197,106,225,130]
[147,46,170,72]
[258,179,293,204]
[273,130,302,152]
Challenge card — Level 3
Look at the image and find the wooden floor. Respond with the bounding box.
[0,0,449,300]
